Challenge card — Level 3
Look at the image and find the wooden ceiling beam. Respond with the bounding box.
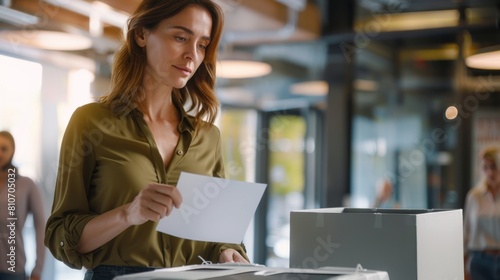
[236,0,320,36]
[89,0,141,15]
[5,0,320,50]
[10,0,122,40]
[12,0,88,30]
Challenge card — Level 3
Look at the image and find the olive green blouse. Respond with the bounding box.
[44,102,248,269]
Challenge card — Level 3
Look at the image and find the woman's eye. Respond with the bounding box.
[175,36,186,42]
[198,44,207,50]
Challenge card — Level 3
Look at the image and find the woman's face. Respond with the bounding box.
[136,5,212,89]
[0,135,14,169]
[482,157,499,185]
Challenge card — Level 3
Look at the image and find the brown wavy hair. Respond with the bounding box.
[100,0,224,127]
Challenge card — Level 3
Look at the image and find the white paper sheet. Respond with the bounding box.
[156,172,267,244]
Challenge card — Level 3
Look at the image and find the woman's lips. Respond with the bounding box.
[174,65,192,76]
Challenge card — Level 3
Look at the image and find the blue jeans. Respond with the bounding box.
[470,251,500,280]
[84,265,156,280]
[0,271,26,280]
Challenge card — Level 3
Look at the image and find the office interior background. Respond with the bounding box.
[1,0,500,278]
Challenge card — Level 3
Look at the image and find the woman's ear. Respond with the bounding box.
[135,27,147,47]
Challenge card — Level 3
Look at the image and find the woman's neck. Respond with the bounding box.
[138,90,179,123]
[138,72,179,122]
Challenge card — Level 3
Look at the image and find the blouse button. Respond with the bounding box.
[59,241,64,247]
[176,150,184,155]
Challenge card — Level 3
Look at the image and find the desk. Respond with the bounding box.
[113,264,389,280]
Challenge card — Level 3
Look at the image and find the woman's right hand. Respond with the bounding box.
[76,183,183,254]
[124,183,183,225]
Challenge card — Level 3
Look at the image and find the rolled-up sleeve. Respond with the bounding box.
[44,106,100,269]
[209,242,249,263]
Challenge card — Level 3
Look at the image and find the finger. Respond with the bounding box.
[146,200,171,218]
[219,251,231,263]
[221,255,234,263]
[141,205,163,222]
[233,253,248,263]
[219,249,247,263]
[135,195,166,221]
[150,184,183,208]
[151,193,174,212]
[236,254,249,263]
[227,250,247,263]
[171,187,182,208]
[139,188,177,219]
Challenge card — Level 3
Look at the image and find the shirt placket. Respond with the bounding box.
[133,108,195,267]
[133,112,167,184]
[165,130,192,180]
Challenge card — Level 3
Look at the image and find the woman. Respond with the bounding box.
[464,146,500,280]
[0,131,45,280]
[44,1,249,279]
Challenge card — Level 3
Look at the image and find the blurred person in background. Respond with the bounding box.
[372,178,400,208]
[0,131,45,280]
[464,146,500,280]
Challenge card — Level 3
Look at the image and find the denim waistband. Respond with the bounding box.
[0,271,26,280]
[470,250,500,257]
[85,264,156,280]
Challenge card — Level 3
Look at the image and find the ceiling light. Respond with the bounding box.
[466,46,500,70]
[356,10,459,32]
[354,79,379,92]
[290,79,379,96]
[400,45,458,61]
[290,80,328,96]
[445,106,458,120]
[217,60,272,79]
[0,30,92,51]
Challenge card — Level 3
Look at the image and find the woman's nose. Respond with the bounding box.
[183,44,198,61]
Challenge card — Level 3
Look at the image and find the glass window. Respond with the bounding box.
[218,109,258,182]
[266,113,306,267]
[350,40,459,209]
[218,108,258,262]
[0,54,42,178]
[0,54,89,279]
[0,54,42,277]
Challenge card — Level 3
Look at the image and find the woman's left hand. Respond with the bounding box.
[219,248,249,263]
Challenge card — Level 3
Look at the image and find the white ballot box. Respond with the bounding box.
[113,263,389,280]
[289,208,463,280]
